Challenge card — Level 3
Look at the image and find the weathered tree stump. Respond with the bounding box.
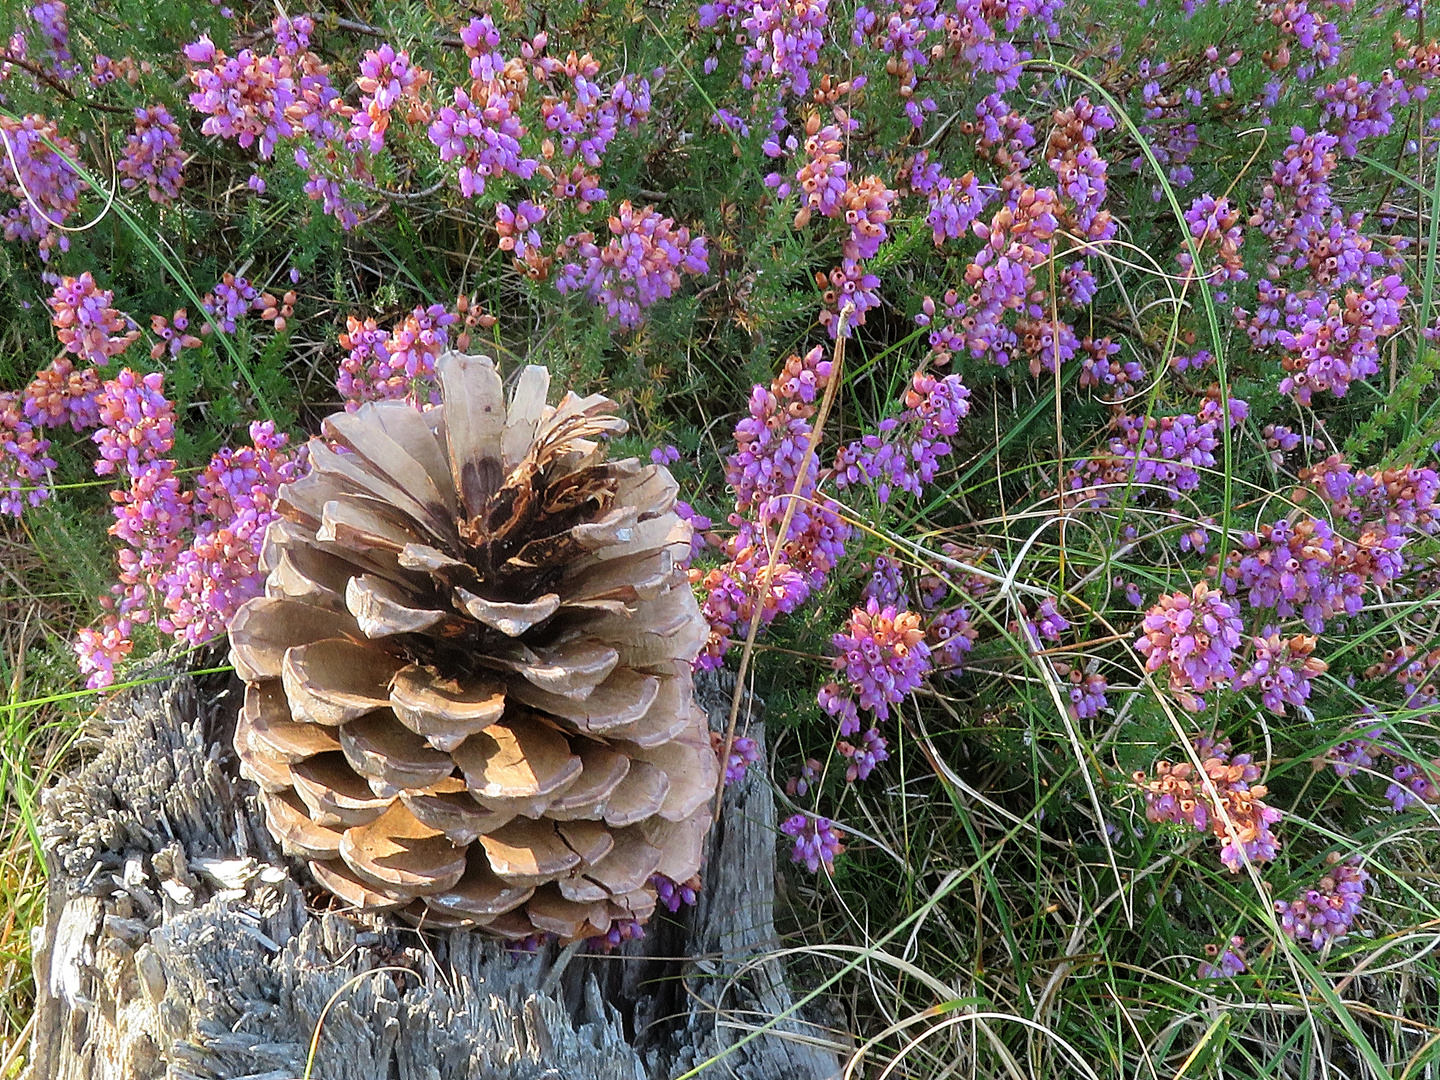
[30,665,841,1080]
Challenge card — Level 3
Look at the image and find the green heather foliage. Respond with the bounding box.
[3,0,1440,1071]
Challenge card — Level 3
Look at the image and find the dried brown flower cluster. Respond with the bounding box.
[229,352,716,940]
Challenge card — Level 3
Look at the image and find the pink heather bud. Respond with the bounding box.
[183,36,216,63]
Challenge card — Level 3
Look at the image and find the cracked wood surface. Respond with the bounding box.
[30,665,842,1080]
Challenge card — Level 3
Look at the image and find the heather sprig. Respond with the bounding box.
[47,273,138,367]
[184,15,369,227]
[1135,734,1283,872]
[157,421,305,647]
[117,106,185,204]
[1134,582,1245,711]
[0,113,82,259]
[1236,632,1328,716]
[1276,856,1370,951]
[0,395,56,516]
[74,372,305,687]
[696,344,849,667]
[781,812,844,873]
[336,303,458,408]
[1199,936,1247,979]
[555,202,709,329]
[830,597,931,724]
[833,369,972,503]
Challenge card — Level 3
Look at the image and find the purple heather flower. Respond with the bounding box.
[860,555,904,606]
[1076,337,1143,402]
[158,421,305,646]
[711,107,751,136]
[792,121,848,221]
[781,813,844,873]
[350,44,428,154]
[839,726,888,782]
[786,757,822,797]
[1276,858,1369,950]
[1135,583,1244,710]
[910,152,990,245]
[336,305,457,408]
[1262,424,1302,466]
[933,178,1062,367]
[674,500,711,565]
[185,25,300,159]
[818,258,883,338]
[1386,760,1440,811]
[1199,935,1247,978]
[697,347,850,667]
[1171,349,1214,374]
[555,202,708,329]
[0,114,82,260]
[0,395,57,517]
[1061,261,1098,306]
[838,176,894,261]
[700,0,829,98]
[28,1,71,72]
[1110,404,1227,499]
[849,0,1058,100]
[1177,519,1210,555]
[926,606,977,672]
[1115,579,1143,607]
[1060,667,1109,720]
[721,735,761,785]
[118,107,185,205]
[1222,506,1407,636]
[75,380,304,687]
[831,598,932,722]
[1317,73,1399,156]
[1307,458,1440,535]
[1277,277,1408,405]
[817,682,862,737]
[1237,632,1328,716]
[1177,194,1245,286]
[184,16,370,228]
[47,273,137,367]
[1329,730,1383,779]
[202,272,260,334]
[650,872,700,913]
[1048,98,1117,243]
[74,371,192,686]
[588,918,644,951]
[91,370,176,478]
[833,370,971,502]
[90,53,136,88]
[21,357,100,432]
[495,200,547,261]
[1031,597,1069,643]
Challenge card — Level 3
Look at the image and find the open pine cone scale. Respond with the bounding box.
[229,352,716,941]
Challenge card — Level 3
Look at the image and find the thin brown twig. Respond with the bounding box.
[360,179,447,202]
[237,14,463,48]
[0,50,133,114]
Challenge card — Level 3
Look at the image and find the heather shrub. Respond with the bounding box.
[3,0,1440,1071]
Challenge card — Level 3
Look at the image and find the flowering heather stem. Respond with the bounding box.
[1276,856,1370,950]
[716,306,853,821]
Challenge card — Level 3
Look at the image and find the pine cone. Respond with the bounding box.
[229,352,716,940]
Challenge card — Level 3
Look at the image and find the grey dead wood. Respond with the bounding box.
[30,664,842,1080]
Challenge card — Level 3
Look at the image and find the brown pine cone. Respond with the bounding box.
[229,352,716,941]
